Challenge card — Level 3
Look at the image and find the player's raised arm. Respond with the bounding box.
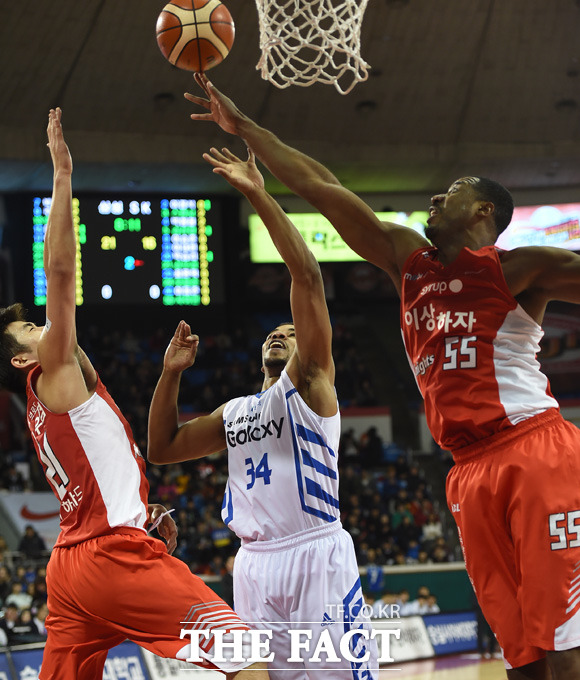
[35,109,95,411]
[185,75,428,291]
[147,321,227,464]
[204,147,336,415]
[501,246,580,323]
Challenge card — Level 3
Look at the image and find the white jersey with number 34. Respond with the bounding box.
[221,368,341,543]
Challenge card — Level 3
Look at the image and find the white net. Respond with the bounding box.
[254,0,371,95]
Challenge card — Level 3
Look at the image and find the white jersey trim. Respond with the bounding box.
[493,304,558,423]
[69,393,148,532]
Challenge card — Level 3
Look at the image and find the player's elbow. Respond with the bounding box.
[147,444,171,465]
[294,259,323,287]
[44,259,76,281]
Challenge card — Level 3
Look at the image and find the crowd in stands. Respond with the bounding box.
[0,318,456,643]
[367,585,441,618]
[0,529,49,646]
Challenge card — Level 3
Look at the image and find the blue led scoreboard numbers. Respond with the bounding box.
[32,195,224,306]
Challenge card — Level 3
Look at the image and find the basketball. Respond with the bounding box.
[156,0,235,73]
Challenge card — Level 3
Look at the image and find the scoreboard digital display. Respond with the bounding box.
[32,194,225,306]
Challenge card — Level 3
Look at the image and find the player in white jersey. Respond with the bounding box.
[0,109,269,680]
[148,148,378,679]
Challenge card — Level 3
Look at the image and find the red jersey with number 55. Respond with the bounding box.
[400,245,558,451]
[26,365,149,547]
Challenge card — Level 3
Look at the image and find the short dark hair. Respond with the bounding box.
[0,303,30,393]
[268,321,294,335]
[473,177,514,236]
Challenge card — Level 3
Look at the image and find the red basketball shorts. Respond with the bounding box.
[446,409,580,669]
[40,530,250,679]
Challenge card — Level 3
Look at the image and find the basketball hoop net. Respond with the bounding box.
[254,0,371,95]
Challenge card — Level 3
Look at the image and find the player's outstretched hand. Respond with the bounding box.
[184,73,245,135]
[203,147,264,195]
[148,504,178,555]
[164,321,199,374]
[46,108,73,176]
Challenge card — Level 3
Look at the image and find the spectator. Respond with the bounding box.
[405,539,421,563]
[399,589,420,616]
[338,429,360,464]
[431,539,453,563]
[405,465,423,494]
[369,592,398,619]
[21,564,37,586]
[18,525,46,560]
[155,472,178,505]
[4,466,26,492]
[5,582,32,610]
[0,604,19,644]
[417,550,432,565]
[393,515,421,554]
[13,608,35,637]
[365,549,385,595]
[421,513,444,546]
[32,601,48,637]
[0,566,12,603]
[391,501,414,531]
[425,594,440,614]
[402,586,432,615]
[33,577,47,603]
[354,378,378,407]
[359,427,383,468]
[381,465,402,499]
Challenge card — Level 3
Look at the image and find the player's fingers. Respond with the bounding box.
[202,152,224,168]
[194,72,209,93]
[195,72,211,89]
[190,113,216,123]
[246,148,256,163]
[184,92,209,108]
[208,147,230,162]
[221,148,241,162]
[178,321,188,339]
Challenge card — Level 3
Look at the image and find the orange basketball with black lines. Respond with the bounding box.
[156,0,235,72]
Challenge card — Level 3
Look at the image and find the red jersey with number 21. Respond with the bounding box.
[26,365,149,547]
[400,245,558,451]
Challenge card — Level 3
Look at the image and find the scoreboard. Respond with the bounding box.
[31,194,226,306]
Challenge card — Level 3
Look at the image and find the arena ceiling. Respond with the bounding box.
[1,0,579,198]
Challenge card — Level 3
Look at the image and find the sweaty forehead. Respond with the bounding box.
[6,321,28,335]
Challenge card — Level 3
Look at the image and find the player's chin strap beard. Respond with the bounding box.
[264,357,287,370]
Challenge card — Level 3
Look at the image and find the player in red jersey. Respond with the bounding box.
[187,73,580,679]
[0,109,269,680]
